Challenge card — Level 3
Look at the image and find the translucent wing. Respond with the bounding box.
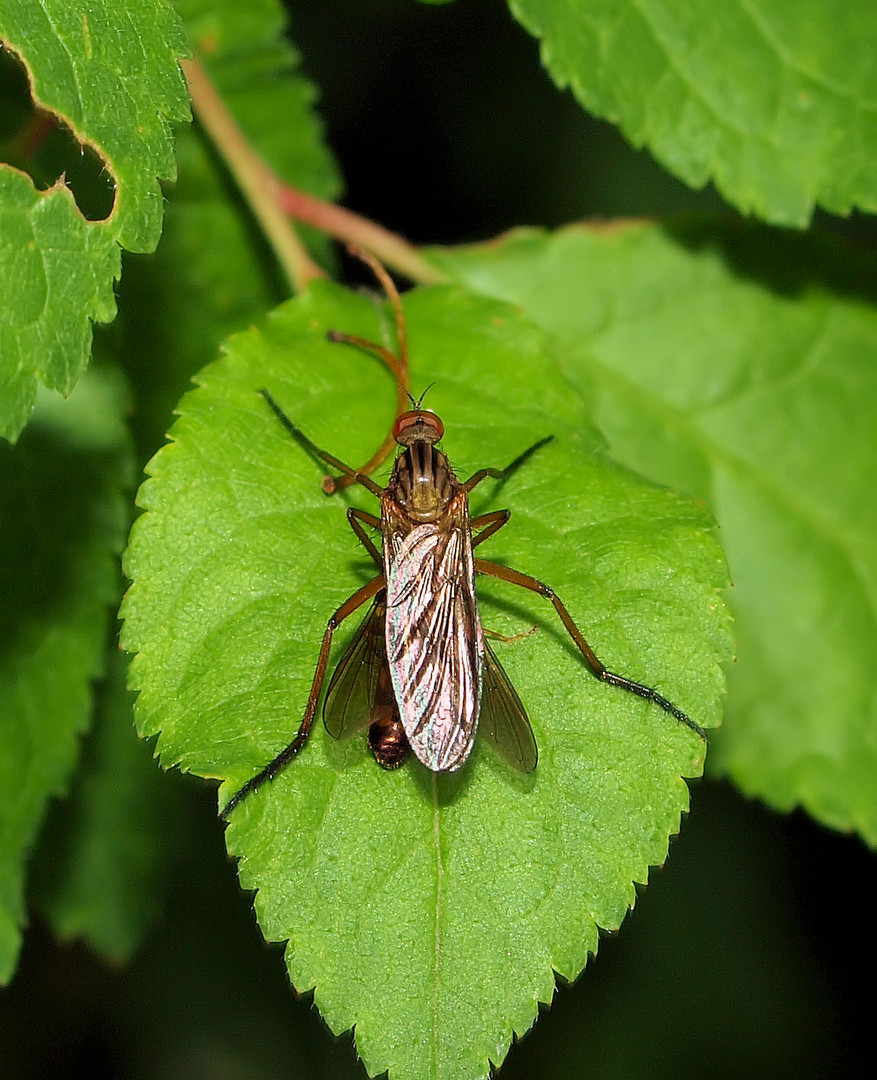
[384,500,484,772]
[323,596,387,740]
[479,639,538,773]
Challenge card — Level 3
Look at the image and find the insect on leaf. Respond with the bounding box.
[121,280,731,1080]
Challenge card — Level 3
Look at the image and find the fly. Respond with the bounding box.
[221,254,705,818]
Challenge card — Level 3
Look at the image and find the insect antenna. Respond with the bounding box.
[412,383,436,410]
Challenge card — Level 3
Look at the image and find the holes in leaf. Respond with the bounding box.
[0,42,115,221]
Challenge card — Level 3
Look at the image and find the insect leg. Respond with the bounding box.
[319,340,400,493]
[347,507,382,567]
[484,625,537,643]
[323,247,411,492]
[474,559,707,739]
[464,435,554,494]
[260,389,384,497]
[338,245,410,381]
[472,513,540,642]
[220,574,386,819]
[326,333,404,381]
[470,509,511,549]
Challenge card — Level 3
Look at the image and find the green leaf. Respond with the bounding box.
[0,169,119,439]
[0,363,133,984]
[0,0,190,441]
[28,648,180,962]
[120,0,341,452]
[507,0,877,226]
[121,282,730,1079]
[0,0,190,249]
[428,219,877,844]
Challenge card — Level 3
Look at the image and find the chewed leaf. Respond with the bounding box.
[120,0,342,452]
[0,0,189,250]
[121,281,731,1079]
[0,0,190,441]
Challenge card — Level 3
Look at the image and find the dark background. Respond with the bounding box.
[2,0,874,1076]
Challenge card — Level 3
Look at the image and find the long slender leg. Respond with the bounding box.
[484,625,537,643]
[347,507,382,567]
[326,333,404,381]
[319,342,400,493]
[464,435,554,494]
[470,509,511,549]
[221,574,386,819]
[260,389,384,498]
[473,512,539,642]
[359,247,409,380]
[323,247,412,492]
[471,511,540,642]
[475,559,706,738]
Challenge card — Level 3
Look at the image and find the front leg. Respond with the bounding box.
[261,389,384,498]
[464,435,553,494]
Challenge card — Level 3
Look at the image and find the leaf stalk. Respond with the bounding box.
[275,186,447,286]
[181,57,324,294]
[181,57,448,290]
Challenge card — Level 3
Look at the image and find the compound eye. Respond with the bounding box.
[392,410,444,444]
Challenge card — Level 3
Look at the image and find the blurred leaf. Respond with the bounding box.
[120,0,341,454]
[29,648,180,962]
[181,0,340,212]
[0,365,133,983]
[0,0,190,441]
[121,282,730,1079]
[429,218,877,845]
[507,0,877,226]
[0,170,119,440]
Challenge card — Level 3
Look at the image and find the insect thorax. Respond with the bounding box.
[385,442,460,524]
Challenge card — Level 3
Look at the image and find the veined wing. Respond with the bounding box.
[323,596,387,740]
[480,639,537,773]
[384,503,484,772]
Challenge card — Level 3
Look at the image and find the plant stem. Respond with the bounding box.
[181,57,324,294]
[182,57,449,290]
[275,187,447,285]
